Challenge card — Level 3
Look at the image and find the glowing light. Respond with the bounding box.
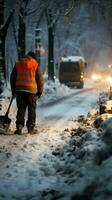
[108,64,112,68]
[92,74,101,81]
[106,76,112,86]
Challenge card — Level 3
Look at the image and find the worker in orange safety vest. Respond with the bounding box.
[10,51,44,135]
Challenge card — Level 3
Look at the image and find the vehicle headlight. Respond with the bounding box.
[92,74,101,81]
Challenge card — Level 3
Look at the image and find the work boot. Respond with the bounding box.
[28,126,37,134]
[14,125,23,135]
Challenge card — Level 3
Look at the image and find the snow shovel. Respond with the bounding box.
[0,96,14,133]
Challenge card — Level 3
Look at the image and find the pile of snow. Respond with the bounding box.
[40,77,74,104]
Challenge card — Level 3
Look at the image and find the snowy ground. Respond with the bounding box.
[0,78,112,200]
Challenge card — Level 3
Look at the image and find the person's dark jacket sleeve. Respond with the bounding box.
[10,66,17,95]
[35,66,44,98]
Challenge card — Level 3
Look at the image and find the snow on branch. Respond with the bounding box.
[64,0,74,16]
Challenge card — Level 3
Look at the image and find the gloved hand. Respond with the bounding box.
[37,91,42,98]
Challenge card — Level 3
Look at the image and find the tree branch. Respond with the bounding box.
[64,0,74,16]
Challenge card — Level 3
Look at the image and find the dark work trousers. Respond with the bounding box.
[16,92,37,129]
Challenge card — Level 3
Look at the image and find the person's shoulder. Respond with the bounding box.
[30,57,39,66]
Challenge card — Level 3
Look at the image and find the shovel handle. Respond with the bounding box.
[5,96,14,117]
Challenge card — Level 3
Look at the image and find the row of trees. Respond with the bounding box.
[1,0,112,85]
[0,0,75,84]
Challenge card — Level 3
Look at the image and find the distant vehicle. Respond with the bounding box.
[59,56,87,88]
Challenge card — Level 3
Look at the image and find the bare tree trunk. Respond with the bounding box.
[0,10,14,81]
[18,15,25,58]
[48,17,54,81]
[46,9,55,81]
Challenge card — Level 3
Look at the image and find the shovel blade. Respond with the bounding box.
[0,115,11,132]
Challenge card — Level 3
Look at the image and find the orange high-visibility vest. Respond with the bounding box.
[15,56,38,93]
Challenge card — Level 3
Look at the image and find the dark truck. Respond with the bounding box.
[59,56,86,88]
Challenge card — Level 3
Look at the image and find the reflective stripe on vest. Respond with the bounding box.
[15,57,38,92]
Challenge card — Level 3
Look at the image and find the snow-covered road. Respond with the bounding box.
[37,88,99,132]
